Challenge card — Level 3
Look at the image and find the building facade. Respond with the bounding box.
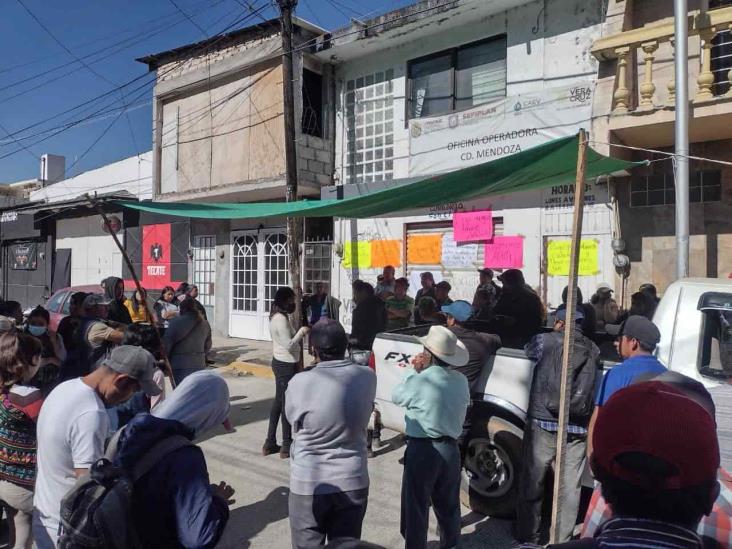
[590,0,732,302]
[316,0,613,328]
[138,18,336,339]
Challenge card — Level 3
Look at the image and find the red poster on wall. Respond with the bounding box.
[142,224,174,288]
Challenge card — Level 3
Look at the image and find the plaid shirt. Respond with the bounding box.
[534,418,588,435]
[581,468,732,547]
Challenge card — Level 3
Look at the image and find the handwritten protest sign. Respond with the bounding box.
[441,233,477,267]
[407,234,442,264]
[484,236,523,269]
[342,241,372,269]
[453,210,493,242]
[370,240,401,268]
[547,239,599,276]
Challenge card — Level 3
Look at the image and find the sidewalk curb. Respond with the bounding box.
[222,361,273,379]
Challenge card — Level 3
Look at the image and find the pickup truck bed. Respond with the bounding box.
[708,384,732,470]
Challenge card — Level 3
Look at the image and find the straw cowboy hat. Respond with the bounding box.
[419,326,469,367]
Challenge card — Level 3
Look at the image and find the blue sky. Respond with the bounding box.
[0,0,413,182]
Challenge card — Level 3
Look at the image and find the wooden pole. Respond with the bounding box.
[85,194,176,389]
[549,129,588,544]
[277,0,304,334]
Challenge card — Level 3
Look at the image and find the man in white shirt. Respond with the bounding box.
[32,345,162,548]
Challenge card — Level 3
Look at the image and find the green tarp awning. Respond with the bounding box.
[117,135,640,219]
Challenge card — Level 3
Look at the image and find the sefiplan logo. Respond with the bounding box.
[385,351,412,367]
[569,86,593,103]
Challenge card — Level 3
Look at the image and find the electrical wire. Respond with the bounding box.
[167,0,209,38]
[0,4,271,159]
[588,139,732,168]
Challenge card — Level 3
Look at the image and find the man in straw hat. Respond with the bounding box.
[392,326,470,549]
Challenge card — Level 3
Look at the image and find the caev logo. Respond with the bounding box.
[385,351,412,366]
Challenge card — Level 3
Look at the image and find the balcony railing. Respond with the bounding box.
[592,7,732,115]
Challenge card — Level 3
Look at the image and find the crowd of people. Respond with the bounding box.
[259,267,725,549]
[0,264,722,549]
[0,278,222,549]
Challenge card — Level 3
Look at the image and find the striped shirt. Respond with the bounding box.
[523,517,706,548]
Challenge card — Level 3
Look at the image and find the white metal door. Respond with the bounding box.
[192,235,215,317]
[229,230,287,341]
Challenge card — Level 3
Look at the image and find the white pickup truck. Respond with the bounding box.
[370,278,732,517]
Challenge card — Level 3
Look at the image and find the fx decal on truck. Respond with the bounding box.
[384,352,412,367]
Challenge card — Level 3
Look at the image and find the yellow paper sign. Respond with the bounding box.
[371,240,401,268]
[407,234,442,264]
[342,241,371,269]
[547,239,599,276]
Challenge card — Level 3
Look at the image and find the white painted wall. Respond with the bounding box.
[30,151,152,203]
[56,216,124,286]
[329,0,612,321]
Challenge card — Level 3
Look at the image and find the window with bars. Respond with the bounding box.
[711,0,732,95]
[407,36,507,120]
[264,233,288,313]
[630,170,722,207]
[232,235,257,312]
[303,242,332,294]
[344,70,395,185]
[192,235,215,308]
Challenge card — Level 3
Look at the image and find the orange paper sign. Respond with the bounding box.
[371,240,401,268]
[407,234,442,264]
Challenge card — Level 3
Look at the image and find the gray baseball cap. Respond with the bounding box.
[102,345,161,396]
[82,293,112,308]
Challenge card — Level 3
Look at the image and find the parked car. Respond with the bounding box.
[45,285,102,331]
[371,278,732,518]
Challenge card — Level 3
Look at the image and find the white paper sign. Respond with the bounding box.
[441,233,478,268]
[408,82,594,176]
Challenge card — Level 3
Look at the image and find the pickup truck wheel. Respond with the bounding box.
[460,416,523,518]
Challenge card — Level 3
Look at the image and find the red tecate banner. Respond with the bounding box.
[142,223,173,288]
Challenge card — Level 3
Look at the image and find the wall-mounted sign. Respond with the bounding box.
[11,242,37,270]
[1,211,18,223]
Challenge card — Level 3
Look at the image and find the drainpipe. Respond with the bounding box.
[674,0,690,279]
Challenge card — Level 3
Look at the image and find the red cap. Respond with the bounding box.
[592,381,719,490]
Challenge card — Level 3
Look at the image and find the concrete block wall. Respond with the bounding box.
[298,135,334,188]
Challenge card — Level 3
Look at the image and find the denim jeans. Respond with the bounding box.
[266,359,296,448]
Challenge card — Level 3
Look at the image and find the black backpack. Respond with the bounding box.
[58,428,191,549]
[543,332,601,422]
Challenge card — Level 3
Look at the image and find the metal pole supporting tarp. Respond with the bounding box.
[549,128,588,544]
[674,0,690,279]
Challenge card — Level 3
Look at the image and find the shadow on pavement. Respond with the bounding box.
[197,397,274,444]
[448,515,516,548]
[220,486,291,548]
[372,433,406,458]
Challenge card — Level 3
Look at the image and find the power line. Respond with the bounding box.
[0,5,270,157]
[167,0,209,38]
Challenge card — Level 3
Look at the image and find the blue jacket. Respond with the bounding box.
[113,414,229,549]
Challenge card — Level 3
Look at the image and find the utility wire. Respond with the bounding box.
[167,0,209,38]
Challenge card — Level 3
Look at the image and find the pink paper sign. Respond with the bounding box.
[484,236,524,268]
[453,210,493,242]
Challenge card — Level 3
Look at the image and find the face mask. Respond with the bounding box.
[285,303,296,314]
[28,325,47,337]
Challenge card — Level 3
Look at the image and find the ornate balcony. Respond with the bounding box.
[591,6,732,147]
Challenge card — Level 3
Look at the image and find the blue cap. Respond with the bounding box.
[441,300,473,322]
[556,304,584,322]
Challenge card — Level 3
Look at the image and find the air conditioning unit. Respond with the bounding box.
[40,154,65,185]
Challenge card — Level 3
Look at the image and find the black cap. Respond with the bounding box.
[498,269,525,285]
[310,318,348,357]
[606,315,661,347]
[477,268,494,277]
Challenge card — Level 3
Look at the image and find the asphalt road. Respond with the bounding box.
[201,371,517,549]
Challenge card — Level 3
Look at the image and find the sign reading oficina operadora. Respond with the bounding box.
[408,82,594,176]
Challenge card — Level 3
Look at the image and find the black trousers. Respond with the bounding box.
[400,438,461,549]
[266,358,296,447]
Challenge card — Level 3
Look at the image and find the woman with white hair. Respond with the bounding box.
[112,371,235,549]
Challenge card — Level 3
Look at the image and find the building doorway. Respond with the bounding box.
[229,229,288,341]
